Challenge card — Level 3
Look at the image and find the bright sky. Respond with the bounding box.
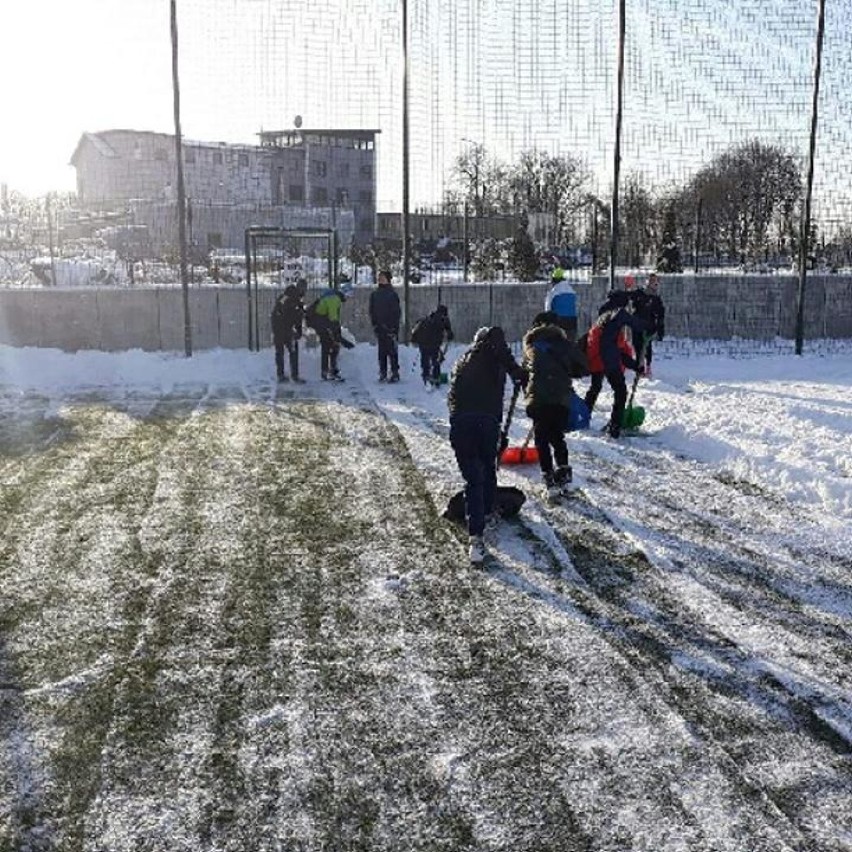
[2,0,850,218]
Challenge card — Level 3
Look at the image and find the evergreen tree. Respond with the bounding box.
[507,221,539,281]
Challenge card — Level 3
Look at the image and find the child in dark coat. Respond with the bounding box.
[448,326,526,564]
[522,311,588,498]
[411,304,454,387]
[270,285,305,382]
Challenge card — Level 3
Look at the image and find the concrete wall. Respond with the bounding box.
[1,275,850,352]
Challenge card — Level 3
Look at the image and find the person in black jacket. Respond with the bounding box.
[368,269,401,382]
[631,273,666,377]
[522,311,588,498]
[270,285,305,383]
[448,326,526,564]
[411,304,454,387]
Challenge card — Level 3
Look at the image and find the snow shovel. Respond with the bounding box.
[499,384,539,466]
[622,335,648,430]
[436,343,449,385]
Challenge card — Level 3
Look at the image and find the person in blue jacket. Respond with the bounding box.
[368,269,401,382]
[544,266,578,340]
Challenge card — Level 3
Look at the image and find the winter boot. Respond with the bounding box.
[277,372,289,383]
[378,373,387,383]
[554,465,574,495]
[389,372,400,384]
[292,375,306,384]
[469,535,486,565]
[543,472,562,501]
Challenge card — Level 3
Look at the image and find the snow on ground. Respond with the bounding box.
[1,336,852,850]
[3,336,850,524]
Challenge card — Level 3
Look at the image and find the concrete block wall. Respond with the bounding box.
[0,276,850,353]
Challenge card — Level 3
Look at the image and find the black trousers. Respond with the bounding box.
[529,404,569,475]
[419,345,442,382]
[585,370,628,436]
[274,338,299,378]
[376,329,400,377]
[318,327,340,375]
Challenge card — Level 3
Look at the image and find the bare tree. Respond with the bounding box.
[507,149,589,245]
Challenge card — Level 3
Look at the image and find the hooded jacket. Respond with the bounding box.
[448,327,525,422]
[271,286,304,343]
[522,322,588,411]
[369,280,401,333]
[585,308,647,374]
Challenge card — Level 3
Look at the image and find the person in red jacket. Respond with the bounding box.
[583,307,647,438]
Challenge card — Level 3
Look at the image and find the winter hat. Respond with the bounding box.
[624,274,636,290]
[473,326,490,345]
[551,266,566,282]
[436,304,449,316]
[533,310,558,327]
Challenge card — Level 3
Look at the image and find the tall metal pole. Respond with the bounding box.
[401,0,411,342]
[170,0,192,357]
[795,0,826,356]
[693,196,703,274]
[609,0,626,292]
[463,201,469,283]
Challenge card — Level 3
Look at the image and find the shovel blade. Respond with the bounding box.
[500,446,540,465]
[622,405,646,429]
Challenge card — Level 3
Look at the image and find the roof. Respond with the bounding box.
[69,132,120,165]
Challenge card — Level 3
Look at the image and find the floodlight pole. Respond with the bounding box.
[170,0,192,357]
[401,0,411,342]
[609,0,626,293]
[795,0,826,355]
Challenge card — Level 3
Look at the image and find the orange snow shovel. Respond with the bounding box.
[498,384,539,466]
[499,425,539,466]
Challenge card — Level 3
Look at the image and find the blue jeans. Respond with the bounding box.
[450,414,500,536]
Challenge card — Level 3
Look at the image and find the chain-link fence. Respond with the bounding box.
[1,0,850,344]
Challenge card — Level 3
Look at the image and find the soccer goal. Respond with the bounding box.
[244,226,337,351]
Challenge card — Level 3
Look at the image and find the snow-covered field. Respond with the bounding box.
[1,338,851,850]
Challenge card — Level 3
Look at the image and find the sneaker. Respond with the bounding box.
[468,535,486,565]
[331,372,345,382]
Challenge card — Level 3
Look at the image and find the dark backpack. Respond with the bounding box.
[304,298,321,330]
[410,317,429,345]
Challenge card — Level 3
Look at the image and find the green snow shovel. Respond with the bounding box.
[622,335,648,430]
[437,343,449,385]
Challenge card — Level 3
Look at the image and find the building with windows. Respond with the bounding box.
[69,127,379,251]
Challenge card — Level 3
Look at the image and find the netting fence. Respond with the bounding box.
[1,0,851,345]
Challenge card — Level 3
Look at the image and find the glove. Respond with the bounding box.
[499,434,509,455]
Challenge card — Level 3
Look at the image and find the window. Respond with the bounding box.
[238,153,249,166]
[289,184,304,202]
[154,148,167,162]
[359,165,372,180]
[338,162,350,177]
[207,232,223,249]
[312,186,328,205]
[336,188,350,205]
[184,150,195,164]
[213,151,223,165]
[313,160,327,178]
[359,190,372,204]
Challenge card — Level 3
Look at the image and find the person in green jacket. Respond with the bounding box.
[522,311,588,499]
[313,285,352,381]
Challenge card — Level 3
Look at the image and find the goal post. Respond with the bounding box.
[244,227,337,351]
